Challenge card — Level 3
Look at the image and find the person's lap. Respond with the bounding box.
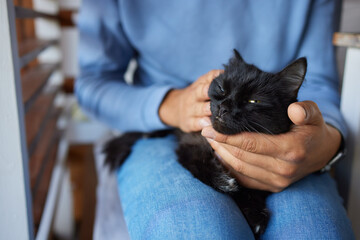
[117,135,354,239]
[264,171,354,239]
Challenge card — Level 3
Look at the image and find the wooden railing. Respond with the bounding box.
[18,39,59,68]
[1,0,76,238]
[15,6,58,20]
[15,5,62,236]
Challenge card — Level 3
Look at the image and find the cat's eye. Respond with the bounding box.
[218,84,225,93]
[248,100,261,103]
[216,83,226,96]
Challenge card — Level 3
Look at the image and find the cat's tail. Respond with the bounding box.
[103,130,173,171]
[103,132,144,171]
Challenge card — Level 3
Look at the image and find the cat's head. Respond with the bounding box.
[208,49,307,135]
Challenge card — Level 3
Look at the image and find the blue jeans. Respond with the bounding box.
[117,135,355,239]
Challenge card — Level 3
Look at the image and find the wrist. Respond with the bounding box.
[326,124,342,157]
[159,89,182,128]
[320,124,343,172]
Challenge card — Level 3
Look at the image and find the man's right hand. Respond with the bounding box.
[159,70,223,132]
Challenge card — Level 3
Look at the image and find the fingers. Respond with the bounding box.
[208,139,294,192]
[231,172,286,193]
[183,117,212,132]
[218,157,276,191]
[196,70,223,100]
[191,101,211,117]
[202,126,287,157]
[175,70,223,132]
[288,101,324,126]
[186,117,211,132]
[202,126,309,164]
[195,81,211,101]
[192,69,223,115]
[220,144,297,177]
[199,69,223,83]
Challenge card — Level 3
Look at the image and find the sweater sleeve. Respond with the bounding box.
[296,0,347,138]
[75,0,172,132]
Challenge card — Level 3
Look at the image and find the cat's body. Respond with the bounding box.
[104,50,307,238]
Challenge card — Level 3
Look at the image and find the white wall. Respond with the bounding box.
[337,0,360,238]
[0,1,33,239]
[59,0,81,10]
[341,48,360,240]
[337,0,360,81]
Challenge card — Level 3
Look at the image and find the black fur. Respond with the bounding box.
[104,49,307,238]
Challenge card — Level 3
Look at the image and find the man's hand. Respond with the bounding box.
[159,70,223,132]
[201,101,342,193]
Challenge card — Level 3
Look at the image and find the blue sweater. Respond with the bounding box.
[76,0,346,137]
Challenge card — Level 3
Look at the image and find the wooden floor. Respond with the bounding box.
[66,144,98,240]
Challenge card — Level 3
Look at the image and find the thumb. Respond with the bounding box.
[288,101,324,126]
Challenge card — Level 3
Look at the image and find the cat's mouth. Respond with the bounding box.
[211,114,241,135]
[212,115,232,134]
[215,116,225,123]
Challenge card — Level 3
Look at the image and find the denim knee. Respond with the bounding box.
[117,136,255,239]
[263,173,355,239]
[136,194,254,240]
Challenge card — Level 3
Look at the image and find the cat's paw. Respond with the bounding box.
[215,175,239,193]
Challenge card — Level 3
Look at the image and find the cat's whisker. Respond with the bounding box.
[246,124,281,149]
[243,125,253,133]
[249,122,283,149]
[250,121,275,136]
[246,125,266,138]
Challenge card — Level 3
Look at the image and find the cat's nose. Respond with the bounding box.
[218,106,228,117]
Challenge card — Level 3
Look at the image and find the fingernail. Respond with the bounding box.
[300,106,307,121]
[199,118,211,128]
[202,127,215,139]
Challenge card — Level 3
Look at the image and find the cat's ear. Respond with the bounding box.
[233,49,245,63]
[279,57,307,94]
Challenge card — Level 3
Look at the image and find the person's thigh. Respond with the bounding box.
[263,173,355,240]
[117,135,254,240]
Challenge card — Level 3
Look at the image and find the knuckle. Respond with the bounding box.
[183,120,196,133]
[196,85,203,98]
[233,147,244,160]
[201,83,210,98]
[304,100,318,110]
[286,148,306,163]
[274,177,291,190]
[192,120,201,132]
[209,69,217,75]
[181,125,191,133]
[279,166,297,178]
[202,102,209,115]
[233,161,245,173]
[241,137,257,153]
[195,104,201,116]
[220,134,230,144]
[209,70,221,80]
[213,132,227,143]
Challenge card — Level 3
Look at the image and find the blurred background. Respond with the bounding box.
[0,0,359,239]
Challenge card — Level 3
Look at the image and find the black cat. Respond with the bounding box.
[104,49,307,238]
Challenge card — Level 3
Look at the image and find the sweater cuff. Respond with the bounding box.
[315,98,348,139]
[142,85,174,130]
